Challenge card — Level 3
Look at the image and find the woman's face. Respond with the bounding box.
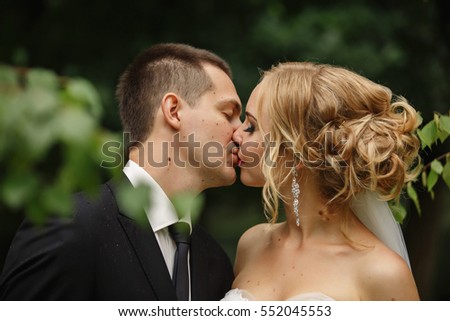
[232,84,266,187]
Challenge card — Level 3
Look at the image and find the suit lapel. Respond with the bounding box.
[107,178,177,300]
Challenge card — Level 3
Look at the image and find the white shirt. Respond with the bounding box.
[123,160,192,298]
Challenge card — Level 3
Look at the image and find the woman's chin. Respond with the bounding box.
[239,173,265,187]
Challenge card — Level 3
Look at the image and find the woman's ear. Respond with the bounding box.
[161,93,181,130]
[295,160,304,172]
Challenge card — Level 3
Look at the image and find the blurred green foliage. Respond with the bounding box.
[0,65,119,223]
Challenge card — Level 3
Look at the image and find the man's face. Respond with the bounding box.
[178,64,242,188]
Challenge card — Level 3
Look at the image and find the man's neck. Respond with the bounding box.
[128,152,203,198]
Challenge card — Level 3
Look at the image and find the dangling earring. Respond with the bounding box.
[291,169,300,227]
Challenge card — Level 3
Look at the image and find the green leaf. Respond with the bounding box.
[442,161,450,190]
[26,201,47,226]
[52,108,96,144]
[1,172,39,209]
[431,159,444,175]
[57,163,77,192]
[64,145,101,194]
[440,115,450,135]
[406,182,421,215]
[97,131,123,169]
[20,107,56,159]
[421,170,427,188]
[417,120,437,149]
[389,200,407,224]
[171,192,205,224]
[436,114,450,143]
[26,69,59,90]
[427,170,439,192]
[24,86,59,117]
[116,182,150,226]
[65,78,102,119]
[41,185,73,217]
[437,128,449,143]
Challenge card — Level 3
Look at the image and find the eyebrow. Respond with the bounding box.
[218,98,242,115]
[246,111,258,122]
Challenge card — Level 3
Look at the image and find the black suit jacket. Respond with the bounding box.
[0,179,234,300]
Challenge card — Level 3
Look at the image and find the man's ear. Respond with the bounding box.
[161,93,182,130]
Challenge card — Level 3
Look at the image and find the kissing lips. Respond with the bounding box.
[231,153,239,167]
[236,152,245,167]
[230,145,240,167]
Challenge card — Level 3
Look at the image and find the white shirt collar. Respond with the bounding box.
[122,160,192,234]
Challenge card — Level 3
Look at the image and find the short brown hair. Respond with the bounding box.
[116,43,232,143]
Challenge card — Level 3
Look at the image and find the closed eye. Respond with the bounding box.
[223,111,234,121]
[243,112,258,133]
[243,124,255,133]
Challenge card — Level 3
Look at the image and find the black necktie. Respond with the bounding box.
[169,222,190,301]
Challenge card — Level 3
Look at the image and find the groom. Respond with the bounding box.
[0,43,242,300]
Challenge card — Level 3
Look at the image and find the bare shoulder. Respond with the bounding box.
[359,245,420,300]
[233,223,272,273]
[240,223,271,243]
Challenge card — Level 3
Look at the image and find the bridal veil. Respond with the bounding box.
[350,191,411,269]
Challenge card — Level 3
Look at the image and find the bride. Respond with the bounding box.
[224,62,421,301]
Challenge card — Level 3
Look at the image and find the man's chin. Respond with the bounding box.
[210,169,238,188]
[221,170,238,187]
[224,176,237,186]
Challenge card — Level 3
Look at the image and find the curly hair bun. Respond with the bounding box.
[259,62,422,218]
[321,97,421,204]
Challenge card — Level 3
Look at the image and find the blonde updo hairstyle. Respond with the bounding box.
[257,62,421,223]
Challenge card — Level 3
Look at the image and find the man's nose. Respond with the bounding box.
[232,117,242,131]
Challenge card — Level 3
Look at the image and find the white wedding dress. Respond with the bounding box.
[221,192,410,301]
[221,288,335,301]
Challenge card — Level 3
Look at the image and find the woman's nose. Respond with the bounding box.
[232,124,243,146]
